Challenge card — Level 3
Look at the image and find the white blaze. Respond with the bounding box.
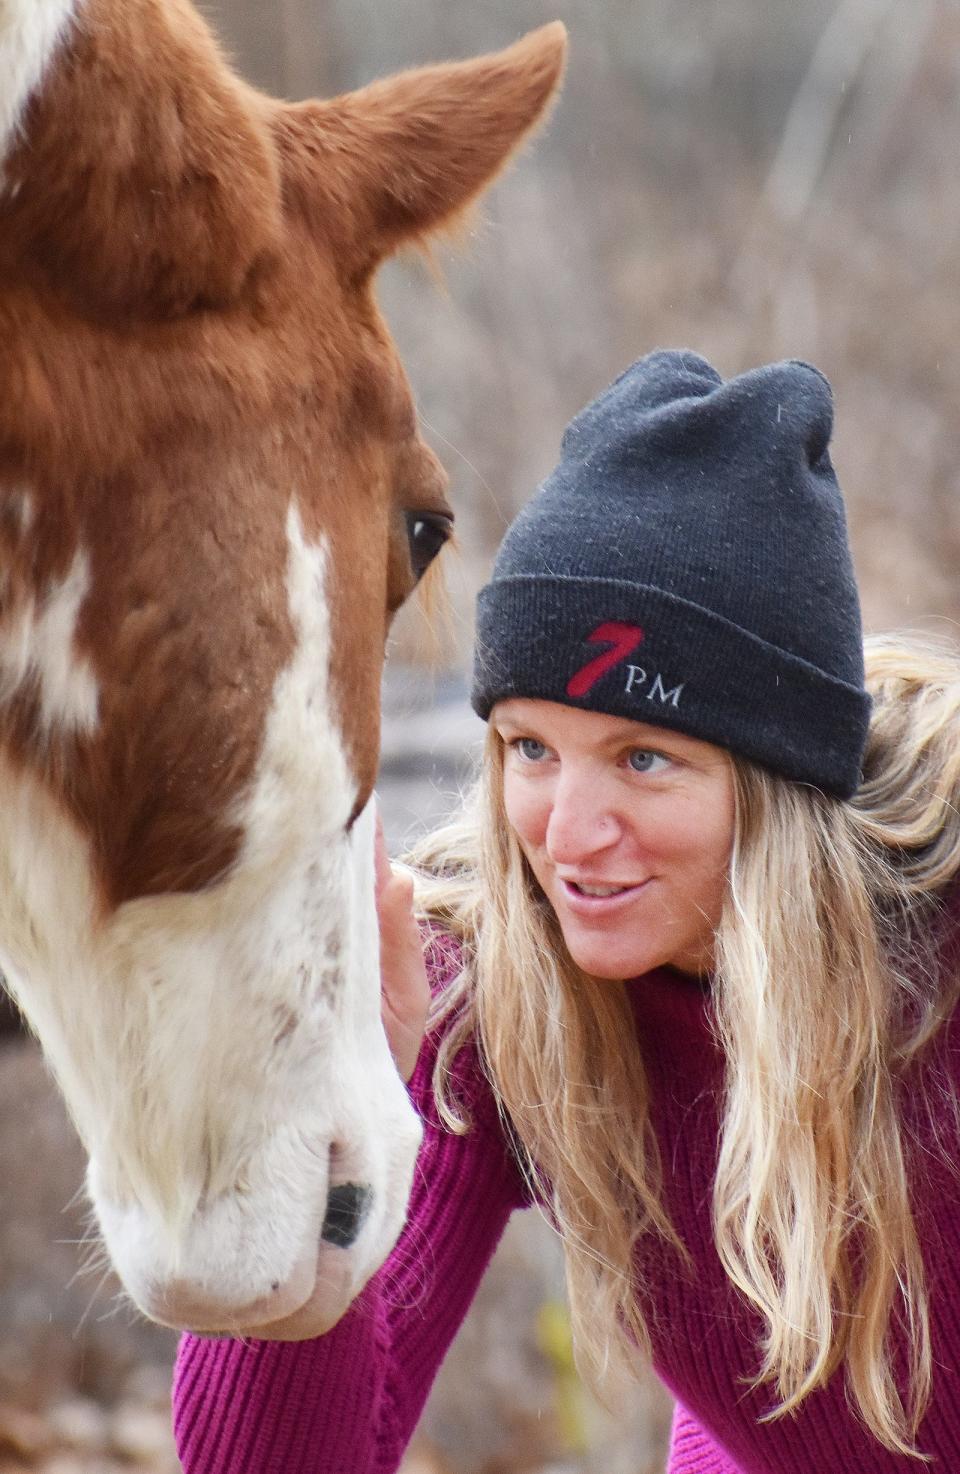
[241,502,356,863]
[0,0,77,175]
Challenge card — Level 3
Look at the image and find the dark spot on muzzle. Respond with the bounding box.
[320,1183,373,1249]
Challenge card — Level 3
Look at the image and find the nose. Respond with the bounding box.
[545,766,621,866]
[321,1181,373,1248]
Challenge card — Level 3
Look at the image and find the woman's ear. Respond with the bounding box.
[275,23,568,281]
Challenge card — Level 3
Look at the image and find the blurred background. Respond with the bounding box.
[2,0,959,1470]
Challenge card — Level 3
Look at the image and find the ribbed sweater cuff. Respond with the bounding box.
[668,1402,746,1474]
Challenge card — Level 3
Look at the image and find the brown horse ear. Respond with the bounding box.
[281,24,568,278]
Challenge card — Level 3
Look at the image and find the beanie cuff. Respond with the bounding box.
[471,575,871,799]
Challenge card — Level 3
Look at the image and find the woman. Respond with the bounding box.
[174,351,960,1473]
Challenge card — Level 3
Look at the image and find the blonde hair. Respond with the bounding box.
[409,632,960,1454]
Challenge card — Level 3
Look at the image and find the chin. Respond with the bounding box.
[565,939,655,981]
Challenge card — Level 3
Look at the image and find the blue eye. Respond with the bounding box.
[515,737,547,762]
[628,749,669,774]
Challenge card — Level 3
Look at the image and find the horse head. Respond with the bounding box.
[0,0,565,1338]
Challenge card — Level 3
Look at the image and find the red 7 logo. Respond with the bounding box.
[566,622,645,698]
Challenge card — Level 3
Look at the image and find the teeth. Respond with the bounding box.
[575,883,627,897]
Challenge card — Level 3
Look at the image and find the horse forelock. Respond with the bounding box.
[10,0,284,312]
[0,0,76,182]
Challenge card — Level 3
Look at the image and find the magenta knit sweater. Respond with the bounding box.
[174,932,960,1473]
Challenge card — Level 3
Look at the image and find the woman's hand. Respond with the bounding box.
[375,813,430,1082]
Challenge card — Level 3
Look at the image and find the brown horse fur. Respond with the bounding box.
[0,0,566,1334]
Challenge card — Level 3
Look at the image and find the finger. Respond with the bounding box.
[379,867,415,920]
[373,799,392,899]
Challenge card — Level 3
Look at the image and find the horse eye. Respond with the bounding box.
[405,511,453,580]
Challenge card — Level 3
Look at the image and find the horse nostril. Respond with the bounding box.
[320,1183,373,1249]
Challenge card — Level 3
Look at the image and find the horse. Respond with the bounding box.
[0,0,565,1340]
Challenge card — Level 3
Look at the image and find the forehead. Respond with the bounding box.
[491,697,729,763]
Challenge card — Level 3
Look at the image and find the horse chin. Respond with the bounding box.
[164,1240,373,1342]
[229,1247,368,1342]
[145,1252,318,1337]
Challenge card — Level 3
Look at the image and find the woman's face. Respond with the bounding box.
[493,699,736,980]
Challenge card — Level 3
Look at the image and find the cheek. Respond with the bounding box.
[675,804,734,903]
[704,785,736,877]
[502,774,549,852]
[647,788,733,888]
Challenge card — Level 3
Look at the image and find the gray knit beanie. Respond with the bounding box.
[471,350,871,798]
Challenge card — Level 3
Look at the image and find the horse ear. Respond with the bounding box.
[284,24,568,277]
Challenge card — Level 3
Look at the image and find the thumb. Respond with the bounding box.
[374,802,392,903]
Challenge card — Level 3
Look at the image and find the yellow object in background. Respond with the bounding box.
[536,1299,589,1455]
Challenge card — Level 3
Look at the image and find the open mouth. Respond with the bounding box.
[560,878,650,908]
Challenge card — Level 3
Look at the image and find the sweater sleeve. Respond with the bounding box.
[668,1403,746,1474]
[173,932,528,1474]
